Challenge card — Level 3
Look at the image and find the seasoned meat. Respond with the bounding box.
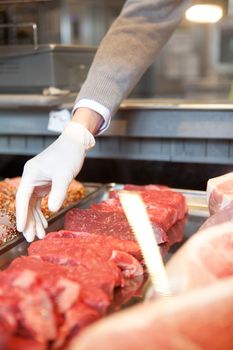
[0,210,17,244]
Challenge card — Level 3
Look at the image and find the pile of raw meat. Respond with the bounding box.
[67,173,233,350]
[0,178,84,245]
[0,184,187,349]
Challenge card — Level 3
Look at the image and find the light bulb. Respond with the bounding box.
[185,4,223,23]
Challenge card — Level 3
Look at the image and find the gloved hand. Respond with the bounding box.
[16,122,95,242]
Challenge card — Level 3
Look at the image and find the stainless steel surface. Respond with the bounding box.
[0,93,77,108]
[0,44,96,57]
[120,98,233,110]
[0,183,208,269]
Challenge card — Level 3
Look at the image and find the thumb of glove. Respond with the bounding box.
[48,177,70,212]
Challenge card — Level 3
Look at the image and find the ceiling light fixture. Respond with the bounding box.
[185,4,223,23]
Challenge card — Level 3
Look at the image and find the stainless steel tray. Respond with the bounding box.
[0,182,103,268]
[0,183,208,269]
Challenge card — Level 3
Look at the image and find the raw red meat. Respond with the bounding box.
[0,269,57,343]
[69,276,233,350]
[46,230,142,260]
[6,257,110,349]
[160,217,187,257]
[113,275,145,308]
[55,302,100,349]
[29,237,143,280]
[91,199,178,232]
[141,190,186,220]
[0,296,18,335]
[2,337,47,350]
[207,172,233,215]
[109,185,187,221]
[9,256,114,314]
[64,209,168,244]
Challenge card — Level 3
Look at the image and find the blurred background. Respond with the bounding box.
[0,0,233,188]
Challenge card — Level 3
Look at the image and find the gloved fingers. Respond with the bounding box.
[16,178,33,233]
[33,206,46,240]
[48,177,70,212]
[22,201,37,242]
[35,198,48,229]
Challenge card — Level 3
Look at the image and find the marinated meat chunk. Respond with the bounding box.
[0,210,17,245]
[0,177,84,223]
[0,182,16,212]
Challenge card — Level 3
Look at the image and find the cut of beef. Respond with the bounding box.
[0,335,47,350]
[91,199,178,231]
[166,217,186,248]
[46,230,142,260]
[9,256,113,314]
[8,257,80,313]
[113,275,145,308]
[141,190,187,221]
[0,295,18,345]
[55,302,101,349]
[0,269,57,343]
[64,209,167,244]
[109,186,187,221]
[6,256,111,349]
[29,237,143,280]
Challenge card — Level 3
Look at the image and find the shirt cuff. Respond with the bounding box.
[72,98,111,135]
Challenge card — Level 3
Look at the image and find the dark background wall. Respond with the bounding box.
[0,155,232,190]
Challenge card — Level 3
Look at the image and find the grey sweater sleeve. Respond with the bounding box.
[76,0,190,116]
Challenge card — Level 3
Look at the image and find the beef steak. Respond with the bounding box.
[64,209,167,244]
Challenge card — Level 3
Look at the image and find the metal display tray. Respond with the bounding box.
[0,183,209,269]
[0,44,96,93]
[0,182,102,269]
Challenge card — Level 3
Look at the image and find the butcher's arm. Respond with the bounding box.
[73,0,190,132]
[16,0,190,242]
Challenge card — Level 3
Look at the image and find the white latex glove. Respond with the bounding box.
[16,122,95,242]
